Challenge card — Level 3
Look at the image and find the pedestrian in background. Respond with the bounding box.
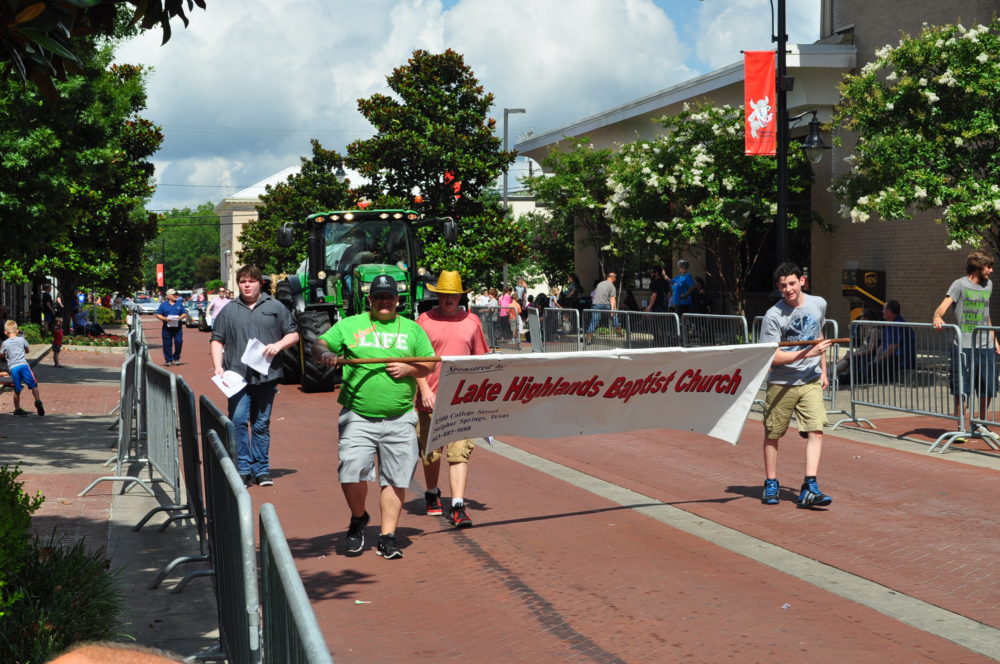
[51,317,64,368]
[211,265,299,488]
[2,320,44,416]
[933,248,1000,439]
[670,260,695,314]
[155,289,187,366]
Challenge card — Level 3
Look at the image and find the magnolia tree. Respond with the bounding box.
[833,20,1000,253]
[606,103,814,313]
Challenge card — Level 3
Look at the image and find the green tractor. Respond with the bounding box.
[275,208,456,392]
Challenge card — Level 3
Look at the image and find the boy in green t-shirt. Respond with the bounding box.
[314,274,435,560]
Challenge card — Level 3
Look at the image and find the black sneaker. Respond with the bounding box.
[376,533,403,559]
[448,502,473,528]
[35,400,44,417]
[425,489,443,516]
[797,478,832,509]
[345,512,370,555]
[13,408,28,417]
[240,474,253,487]
[255,474,273,487]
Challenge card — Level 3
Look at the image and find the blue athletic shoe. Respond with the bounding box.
[761,478,780,505]
[797,478,832,509]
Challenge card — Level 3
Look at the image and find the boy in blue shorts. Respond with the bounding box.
[2,321,44,416]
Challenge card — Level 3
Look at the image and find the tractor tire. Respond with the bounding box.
[275,279,295,309]
[274,280,302,385]
[299,309,340,392]
[279,345,302,385]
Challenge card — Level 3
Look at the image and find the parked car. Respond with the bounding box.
[183,301,201,328]
[198,306,213,332]
[135,296,159,314]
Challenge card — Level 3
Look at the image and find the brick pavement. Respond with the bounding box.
[10,319,1000,662]
[167,331,1000,663]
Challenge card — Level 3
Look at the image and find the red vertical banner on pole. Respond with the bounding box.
[744,51,777,155]
[156,264,164,288]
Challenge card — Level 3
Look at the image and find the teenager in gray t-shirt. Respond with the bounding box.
[933,249,1000,433]
[759,263,833,510]
[759,294,827,385]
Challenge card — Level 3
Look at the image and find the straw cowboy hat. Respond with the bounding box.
[427,270,472,295]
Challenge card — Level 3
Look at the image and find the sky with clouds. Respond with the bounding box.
[115,0,819,212]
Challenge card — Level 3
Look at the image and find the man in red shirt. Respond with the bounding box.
[416,271,490,528]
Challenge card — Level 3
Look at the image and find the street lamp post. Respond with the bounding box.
[775,0,791,263]
[774,0,828,264]
[502,107,525,288]
[502,107,526,210]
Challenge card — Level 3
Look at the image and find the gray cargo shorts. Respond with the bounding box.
[337,408,419,488]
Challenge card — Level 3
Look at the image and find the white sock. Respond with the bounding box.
[452,498,464,507]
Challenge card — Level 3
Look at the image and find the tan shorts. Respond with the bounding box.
[762,380,827,439]
[416,410,475,465]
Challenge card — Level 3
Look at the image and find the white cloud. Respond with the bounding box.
[116,0,818,210]
[694,0,821,70]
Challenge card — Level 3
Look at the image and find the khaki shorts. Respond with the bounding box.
[417,410,475,465]
[762,380,827,439]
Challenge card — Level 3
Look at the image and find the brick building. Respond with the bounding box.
[517,0,998,327]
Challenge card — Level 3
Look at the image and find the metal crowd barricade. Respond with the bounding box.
[540,307,583,352]
[148,376,212,589]
[79,353,155,497]
[470,305,521,351]
[526,307,543,352]
[822,319,845,416]
[201,394,238,460]
[196,429,261,664]
[581,307,624,348]
[681,313,748,348]
[617,311,681,349]
[259,503,335,664]
[168,396,238,593]
[141,363,182,498]
[832,322,965,450]
[941,325,1000,453]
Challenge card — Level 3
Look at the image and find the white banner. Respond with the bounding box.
[427,344,776,449]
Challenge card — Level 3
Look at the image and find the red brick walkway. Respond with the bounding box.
[164,314,998,663]
[14,320,1000,662]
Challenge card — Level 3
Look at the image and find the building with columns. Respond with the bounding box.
[214,166,299,288]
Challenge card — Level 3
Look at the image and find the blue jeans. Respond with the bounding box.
[586,304,612,333]
[161,326,183,362]
[228,382,278,477]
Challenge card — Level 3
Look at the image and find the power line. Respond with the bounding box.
[156,183,250,189]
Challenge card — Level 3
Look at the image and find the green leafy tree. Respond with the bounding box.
[0,44,162,299]
[605,103,815,313]
[1,0,206,95]
[521,137,616,284]
[143,202,220,289]
[832,20,1000,254]
[418,191,530,291]
[346,49,525,285]
[239,139,353,274]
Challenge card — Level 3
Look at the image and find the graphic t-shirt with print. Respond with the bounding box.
[319,313,434,418]
[759,294,827,385]
[946,276,993,349]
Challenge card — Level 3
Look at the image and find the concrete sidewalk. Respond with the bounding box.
[3,341,219,657]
